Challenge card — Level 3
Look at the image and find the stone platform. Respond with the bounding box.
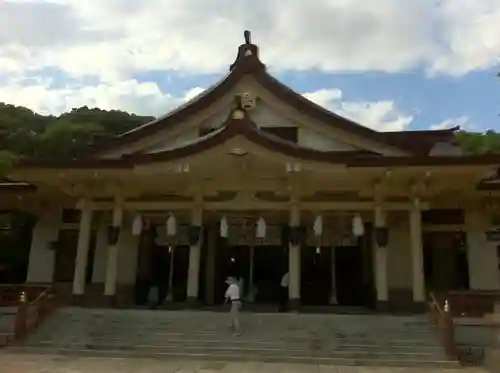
[0,353,491,373]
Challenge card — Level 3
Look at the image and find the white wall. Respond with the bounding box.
[26,209,61,283]
[117,218,140,285]
[387,212,413,289]
[465,209,500,290]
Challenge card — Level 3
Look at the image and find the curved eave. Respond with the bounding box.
[347,154,500,167]
[87,43,452,156]
[89,58,263,154]
[130,113,377,164]
[17,158,134,169]
[14,116,500,170]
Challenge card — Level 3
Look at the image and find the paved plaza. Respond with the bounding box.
[0,353,490,373]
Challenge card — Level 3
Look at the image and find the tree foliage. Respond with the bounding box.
[0,104,153,175]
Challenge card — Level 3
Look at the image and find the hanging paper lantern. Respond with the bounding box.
[131,214,143,236]
[256,217,266,238]
[352,214,365,237]
[220,216,229,238]
[166,214,177,236]
[313,215,323,236]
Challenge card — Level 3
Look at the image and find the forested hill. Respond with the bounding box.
[0,102,499,176]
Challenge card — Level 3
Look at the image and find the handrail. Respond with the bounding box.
[433,290,500,318]
[5,285,56,342]
[429,292,457,359]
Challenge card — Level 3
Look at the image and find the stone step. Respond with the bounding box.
[6,345,461,368]
[25,338,446,352]
[11,308,459,368]
[26,334,443,348]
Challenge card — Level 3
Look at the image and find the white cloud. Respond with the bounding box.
[430,116,472,130]
[0,78,203,117]
[429,0,500,76]
[0,0,499,80]
[304,89,413,131]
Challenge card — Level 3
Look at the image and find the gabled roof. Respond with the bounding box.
[17,108,500,169]
[87,31,458,156]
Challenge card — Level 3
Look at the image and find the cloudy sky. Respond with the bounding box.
[1,0,500,132]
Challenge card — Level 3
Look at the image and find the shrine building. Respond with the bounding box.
[3,31,500,312]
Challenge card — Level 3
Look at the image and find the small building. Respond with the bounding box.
[4,31,500,312]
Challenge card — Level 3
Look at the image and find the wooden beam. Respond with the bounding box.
[85,200,429,212]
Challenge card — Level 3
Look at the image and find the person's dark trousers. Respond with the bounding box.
[156,281,168,306]
[278,286,288,312]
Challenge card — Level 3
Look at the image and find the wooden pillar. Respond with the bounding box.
[72,197,93,304]
[374,204,389,311]
[104,197,123,305]
[410,200,426,309]
[186,206,203,305]
[288,204,301,309]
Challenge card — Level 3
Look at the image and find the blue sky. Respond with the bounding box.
[0,0,499,133]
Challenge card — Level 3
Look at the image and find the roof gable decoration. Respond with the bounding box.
[58,30,461,159]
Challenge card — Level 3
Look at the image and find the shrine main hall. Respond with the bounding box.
[3,32,500,312]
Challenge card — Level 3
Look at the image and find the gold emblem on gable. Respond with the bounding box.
[240,92,256,111]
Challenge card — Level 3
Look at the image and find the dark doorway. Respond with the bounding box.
[253,245,287,303]
[423,231,470,291]
[301,246,332,305]
[0,212,35,284]
[170,245,189,301]
[53,229,96,284]
[335,245,365,306]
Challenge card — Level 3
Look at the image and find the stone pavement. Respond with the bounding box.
[0,353,489,373]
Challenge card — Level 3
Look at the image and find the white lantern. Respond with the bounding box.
[220,216,229,238]
[352,214,365,237]
[131,214,143,236]
[313,215,323,236]
[166,214,177,236]
[256,217,266,239]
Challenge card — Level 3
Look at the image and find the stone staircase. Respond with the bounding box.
[6,308,461,368]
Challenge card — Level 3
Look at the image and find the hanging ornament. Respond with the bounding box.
[352,214,365,237]
[313,215,323,236]
[220,216,229,238]
[166,214,177,236]
[256,216,267,239]
[131,214,143,236]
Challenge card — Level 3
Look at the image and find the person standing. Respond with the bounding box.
[225,277,242,336]
[278,271,289,312]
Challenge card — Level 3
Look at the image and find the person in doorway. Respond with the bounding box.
[278,271,289,312]
[224,276,242,336]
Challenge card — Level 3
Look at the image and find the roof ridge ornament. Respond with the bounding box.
[244,30,251,44]
[229,30,265,71]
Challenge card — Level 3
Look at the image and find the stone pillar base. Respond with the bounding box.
[71,294,85,306]
[412,301,427,313]
[186,296,200,309]
[375,300,389,312]
[288,298,301,311]
[104,295,117,308]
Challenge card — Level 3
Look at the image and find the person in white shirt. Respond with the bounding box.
[225,277,242,336]
[278,271,289,312]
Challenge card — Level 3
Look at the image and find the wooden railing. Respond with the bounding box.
[0,284,56,342]
[428,292,457,359]
[432,290,500,318]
